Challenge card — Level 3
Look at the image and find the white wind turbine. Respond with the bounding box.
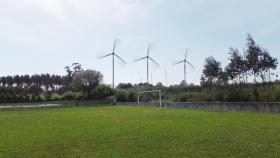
[98,38,126,88]
[134,43,159,84]
[173,49,195,83]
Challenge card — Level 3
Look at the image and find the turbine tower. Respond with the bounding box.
[98,39,126,88]
[135,43,159,84]
[173,49,195,83]
[165,69,168,87]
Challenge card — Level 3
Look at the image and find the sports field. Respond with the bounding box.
[0,105,280,158]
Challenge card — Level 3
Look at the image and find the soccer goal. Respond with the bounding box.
[137,90,163,109]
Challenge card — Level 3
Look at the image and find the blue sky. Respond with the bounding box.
[0,0,279,85]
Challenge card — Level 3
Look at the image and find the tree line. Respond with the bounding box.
[201,34,278,86]
[0,63,110,103]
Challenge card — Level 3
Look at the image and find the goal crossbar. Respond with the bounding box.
[137,90,162,109]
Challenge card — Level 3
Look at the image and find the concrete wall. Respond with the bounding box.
[116,102,280,113]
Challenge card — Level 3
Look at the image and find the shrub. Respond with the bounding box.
[178,93,188,102]
[24,94,31,102]
[62,91,77,100]
[139,94,153,102]
[90,84,113,100]
[51,93,62,101]
[115,89,129,102]
[128,91,137,102]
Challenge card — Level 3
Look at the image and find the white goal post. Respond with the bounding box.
[137,90,163,109]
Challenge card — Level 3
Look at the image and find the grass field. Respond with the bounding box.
[0,105,280,158]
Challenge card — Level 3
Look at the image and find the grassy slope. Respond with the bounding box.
[0,106,280,158]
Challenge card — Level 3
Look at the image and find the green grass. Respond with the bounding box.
[0,105,280,158]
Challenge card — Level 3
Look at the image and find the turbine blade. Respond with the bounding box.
[98,53,112,59]
[134,57,146,62]
[173,60,184,65]
[149,57,159,66]
[112,38,121,53]
[186,60,196,69]
[147,43,151,56]
[115,54,127,64]
[185,49,188,60]
[113,39,117,52]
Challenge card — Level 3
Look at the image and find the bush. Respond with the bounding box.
[139,94,153,102]
[115,89,129,102]
[29,94,43,102]
[75,92,84,100]
[178,93,188,102]
[51,93,62,101]
[128,91,137,102]
[90,85,113,100]
[24,94,31,102]
[62,91,77,100]
[36,95,43,102]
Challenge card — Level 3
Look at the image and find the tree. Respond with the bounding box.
[117,83,133,89]
[245,34,262,82]
[64,66,73,77]
[258,50,278,82]
[201,57,223,86]
[245,34,278,82]
[217,71,229,86]
[114,89,129,102]
[72,63,83,75]
[64,63,83,89]
[128,91,137,102]
[225,48,244,84]
[72,69,103,98]
[6,76,13,87]
[180,80,187,87]
[155,82,164,88]
[90,84,113,99]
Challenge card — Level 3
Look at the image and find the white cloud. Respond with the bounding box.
[0,0,162,45]
[27,0,65,19]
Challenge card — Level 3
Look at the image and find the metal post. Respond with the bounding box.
[112,54,115,88]
[138,93,140,108]
[147,57,149,84]
[159,90,162,109]
[184,61,186,83]
[165,69,167,87]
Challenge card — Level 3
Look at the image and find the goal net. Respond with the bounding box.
[137,90,163,109]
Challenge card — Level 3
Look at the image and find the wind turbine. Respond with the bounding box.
[98,39,126,88]
[173,49,195,83]
[135,43,159,84]
[165,69,168,87]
